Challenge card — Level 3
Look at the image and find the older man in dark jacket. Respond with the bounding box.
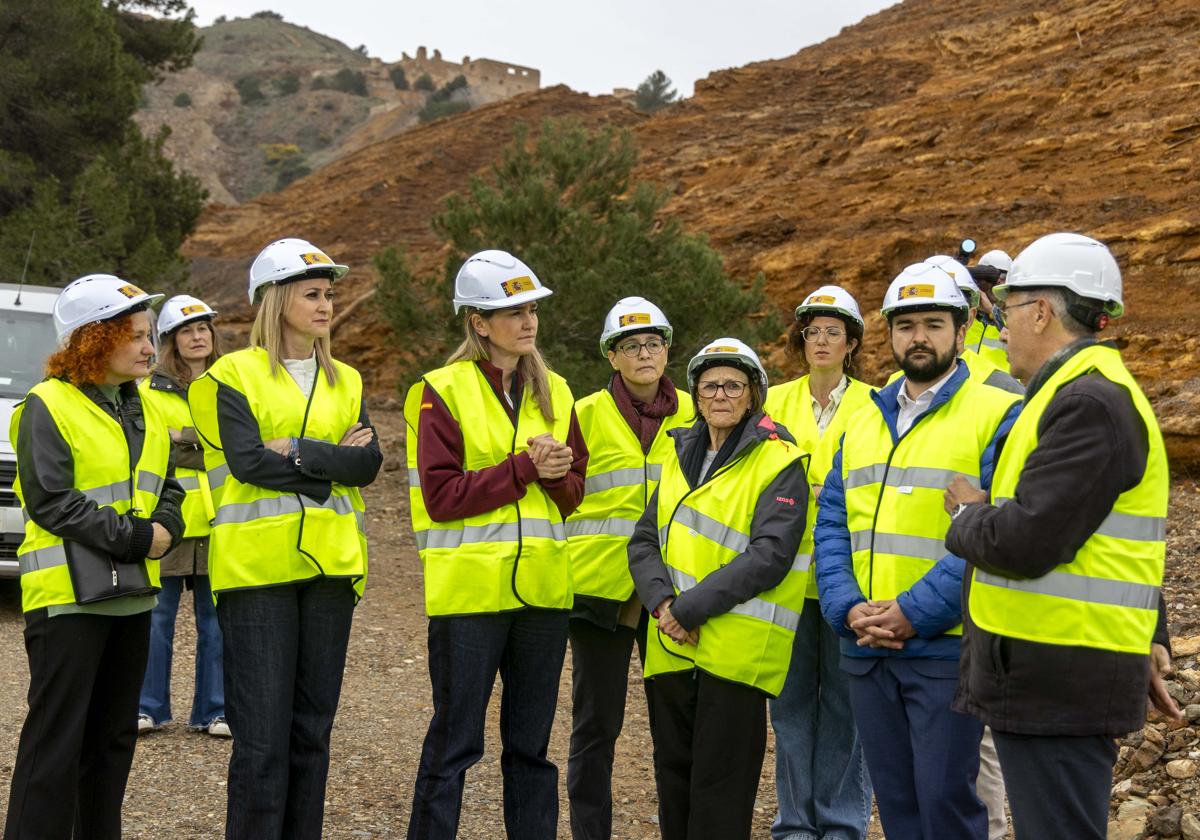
[945,233,1180,840]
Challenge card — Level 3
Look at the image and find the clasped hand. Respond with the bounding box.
[263,423,374,458]
[655,598,699,647]
[848,599,916,649]
[527,433,572,481]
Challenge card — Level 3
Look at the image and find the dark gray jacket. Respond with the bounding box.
[16,380,185,563]
[947,339,1170,737]
[627,411,809,633]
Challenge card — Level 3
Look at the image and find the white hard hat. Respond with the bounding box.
[53,274,164,343]
[686,337,769,401]
[977,249,1013,273]
[157,295,217,338]
[452,250,552,314]
[599,296,672,356]
[924,255,980,308]
[881,263,969,319]
[248,238,348,305]
[998,233,1123,318]
[794,285,864,329]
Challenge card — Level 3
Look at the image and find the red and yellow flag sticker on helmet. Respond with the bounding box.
[117,284,146,299]
[899,284,935,299]
[180,304,208,316]
[300,252,334,266]
[808,294,837,305]
[705,345,740,354]
[501,276,536,297]
[618,312,652,327]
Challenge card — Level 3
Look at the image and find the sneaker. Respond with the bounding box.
[137,714,159,735]
[206,717,232,738]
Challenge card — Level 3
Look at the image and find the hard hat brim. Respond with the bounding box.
[994,281,1124,318]
[793,304,865,329]
[454,284,553,314]
[599,325,672,357]
[158,310,217,338]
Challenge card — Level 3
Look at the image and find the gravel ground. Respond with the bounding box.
[0,407,1194,837]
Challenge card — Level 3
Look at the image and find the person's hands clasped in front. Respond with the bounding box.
[655,597,699,646]
[527,433,572,481]
[848,600,916,649]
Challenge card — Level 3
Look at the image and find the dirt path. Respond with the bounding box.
[0,407,1195,837]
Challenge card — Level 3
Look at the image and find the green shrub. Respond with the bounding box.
[331,68,367,96]
[635,69,678,113]
[235,75,264,104]
[375,120,779,388]
[172,91,192,107]
[274,73,299,96]
[389,66,408,90]
[413,73,434,92]
[251,10,282,20]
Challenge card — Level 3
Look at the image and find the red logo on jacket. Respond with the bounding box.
[776,496,795,506]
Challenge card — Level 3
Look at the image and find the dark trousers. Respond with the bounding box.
[217,577,356,840]
[992,730,1118,840]
[406,608,569,840]
[845,657,987,840]
[647,670,767,840]
[4,609,151,840]
[566,614,648,840]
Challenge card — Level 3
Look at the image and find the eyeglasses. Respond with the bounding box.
[697,380,749,399]
[995,299,1039,317]
[615,338,667,358]
[800,326,846,342]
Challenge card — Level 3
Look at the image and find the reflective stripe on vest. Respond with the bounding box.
[765,376,873,599]
[11,379,168,612]
[969,345,1167,654]
[643,432,808,697]
[188,348,369,596]
[566,387,690,602]
[405,361,575,616]
[840,369,1019,636]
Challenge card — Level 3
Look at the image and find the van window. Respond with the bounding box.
[0,310,57,399]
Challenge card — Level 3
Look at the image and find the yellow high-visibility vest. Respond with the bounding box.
[139,379,214,538]
[10,379,169,612]
[840,374,1019,635]
[765,375,873,599]
[188,348,368,597]
[566,386,691,602]
[643,430,808,696]
[404,360,575,616]
[965,319,1009,371]
[970,344,1167,654]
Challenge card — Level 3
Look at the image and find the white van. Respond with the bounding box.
[0,282,61,577]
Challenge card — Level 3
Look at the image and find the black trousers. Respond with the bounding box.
[566,614,648,840]
[992,730,1119,840]
[4,609,151,840]
[647,670,767,840]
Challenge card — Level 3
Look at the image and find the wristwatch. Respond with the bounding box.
[951,503,969,520]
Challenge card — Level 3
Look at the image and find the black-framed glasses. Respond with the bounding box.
[800,326,846,342]
[995,299,1040,317]
[697,380,749,399]
[616,338,667,358]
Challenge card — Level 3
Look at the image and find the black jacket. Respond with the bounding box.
[627,411,808,633]
[946,339,1169,737]
[16,379,185,563]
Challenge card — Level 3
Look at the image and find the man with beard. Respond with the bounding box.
[813,264,1022,840]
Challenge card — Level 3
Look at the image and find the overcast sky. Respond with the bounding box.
[186,1,897,96]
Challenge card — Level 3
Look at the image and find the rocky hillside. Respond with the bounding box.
[181,0,1200,466]
[136,15,516,203]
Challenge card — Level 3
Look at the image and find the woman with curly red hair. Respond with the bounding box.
[4,274,185,838]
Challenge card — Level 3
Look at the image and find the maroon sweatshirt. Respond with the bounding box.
[415,360,588,522]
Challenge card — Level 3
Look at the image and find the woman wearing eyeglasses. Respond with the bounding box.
[763,286,874,840]
[628,338,809,840]
[564,297,690,839]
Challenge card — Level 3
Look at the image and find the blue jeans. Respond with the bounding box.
[139,574,225,727]
[217,577,357,840]
[407,608,569,840]
[770,600,871,840]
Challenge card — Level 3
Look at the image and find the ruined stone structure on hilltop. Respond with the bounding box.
[390,46,539,102]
